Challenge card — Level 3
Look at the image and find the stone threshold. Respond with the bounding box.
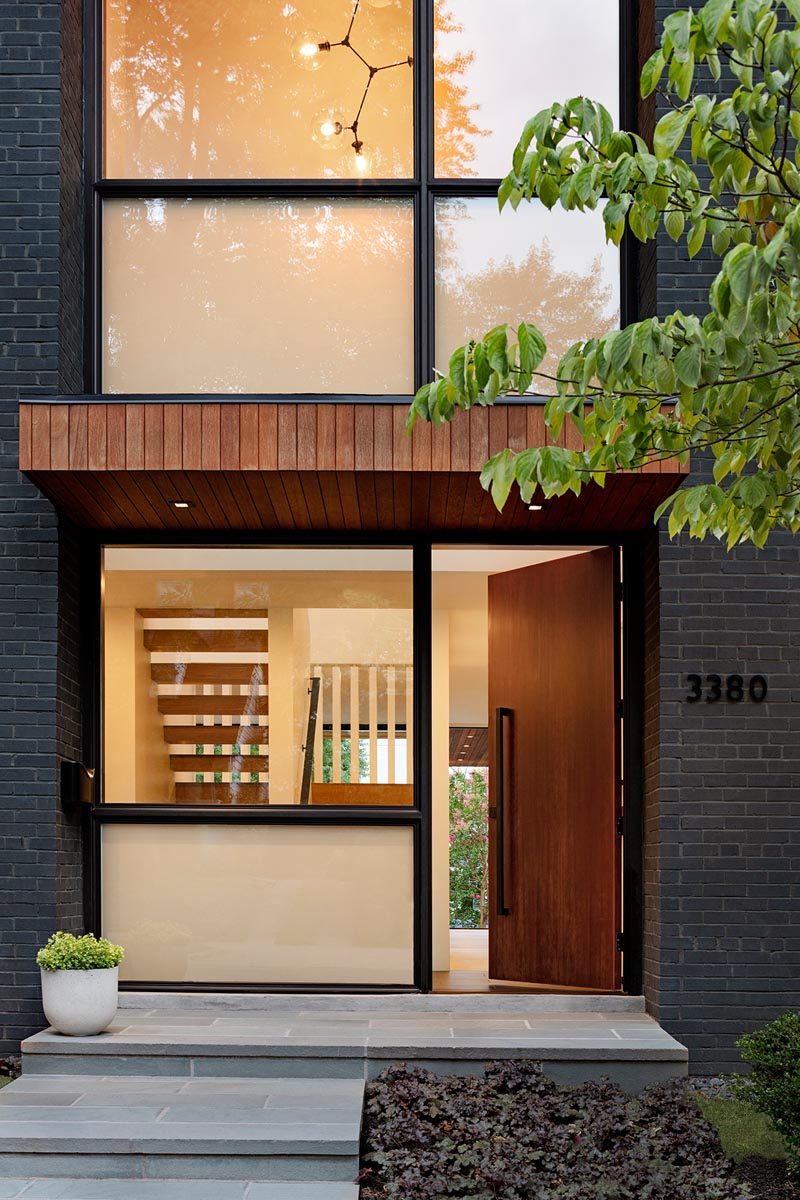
[116,991,646,1013]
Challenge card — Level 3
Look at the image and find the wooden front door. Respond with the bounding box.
[488,549,620,990]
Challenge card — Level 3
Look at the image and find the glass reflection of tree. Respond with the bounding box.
[433,3,489,177]
[436,203,618,381]
[105,0,489,179]
[106,0,415,177]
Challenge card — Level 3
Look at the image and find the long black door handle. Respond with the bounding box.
[495,706,511,916]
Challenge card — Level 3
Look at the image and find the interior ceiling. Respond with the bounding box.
[449,727,489,767]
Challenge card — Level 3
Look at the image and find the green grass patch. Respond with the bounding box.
[696,1096,788,1164]
[0,1077,10,1089]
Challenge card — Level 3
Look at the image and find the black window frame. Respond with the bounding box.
[83,0,637,398]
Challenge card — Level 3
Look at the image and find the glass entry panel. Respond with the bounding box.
[102,824,415,984]
[102,546,414,807]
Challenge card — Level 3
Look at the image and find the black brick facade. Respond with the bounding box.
[0,0,796,1068]
[641,2,800,1073]
[0,0,84,1052]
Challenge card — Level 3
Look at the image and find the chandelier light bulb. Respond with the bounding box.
[311,109,348,148]
[354,145,372,173]
[293,33,330,71]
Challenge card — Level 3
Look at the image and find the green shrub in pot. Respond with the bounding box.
[37,933,124,1036]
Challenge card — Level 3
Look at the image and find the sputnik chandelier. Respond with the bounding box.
[295,0,412,172]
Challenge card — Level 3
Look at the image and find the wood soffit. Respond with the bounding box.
[18,402,687,533]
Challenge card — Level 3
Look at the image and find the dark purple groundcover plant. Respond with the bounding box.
[358,1062,746,1199]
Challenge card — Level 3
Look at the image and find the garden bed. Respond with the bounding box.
[359,1062,793,1199]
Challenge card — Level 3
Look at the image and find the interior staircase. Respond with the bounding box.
[141,608,271,805]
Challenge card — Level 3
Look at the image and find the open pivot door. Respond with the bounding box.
[488,548,620,990]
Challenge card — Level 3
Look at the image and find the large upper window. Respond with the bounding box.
[97,0,621,394]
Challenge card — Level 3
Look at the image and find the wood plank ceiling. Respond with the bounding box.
[19,402,687,533]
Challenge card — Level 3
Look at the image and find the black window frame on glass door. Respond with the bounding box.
[81,529,646,996]
[82,0,639,397]
[87,534,433,994]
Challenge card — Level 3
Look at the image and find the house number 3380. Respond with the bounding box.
[685,674,768,704]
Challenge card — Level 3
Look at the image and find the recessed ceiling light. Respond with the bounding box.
[528,503,543,512]
[171,500,191,509]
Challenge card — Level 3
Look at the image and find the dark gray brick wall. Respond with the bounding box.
[0,0,84,1052]
[644,0,800,1074]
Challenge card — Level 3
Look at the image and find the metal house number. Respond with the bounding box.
[684,674,768,704]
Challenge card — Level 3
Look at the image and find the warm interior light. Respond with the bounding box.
[311,109,347,148]
[528,503,543,512]
[294,33,329,71]
[354,148,371,173]
[172,500,191,509]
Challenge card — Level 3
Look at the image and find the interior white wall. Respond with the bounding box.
[307,608,412,665]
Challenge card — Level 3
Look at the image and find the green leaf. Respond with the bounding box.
[653,108,692,159]
[518,323,547,378]
[665,209,686,241]
[537,173,560,209]
[640,50,666,97]
[687,218,707,258]
[674,344,702,388]
[725,243,757,304]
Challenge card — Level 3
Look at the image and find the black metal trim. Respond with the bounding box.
[93,806,423,824]
[119,981,421,994]
[23,393,553,406]
[494,707,511,917]
[412,540,432,990]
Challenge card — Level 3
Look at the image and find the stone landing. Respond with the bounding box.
[0,997,687,1196]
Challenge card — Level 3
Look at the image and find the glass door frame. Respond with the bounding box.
[79,528,647,995]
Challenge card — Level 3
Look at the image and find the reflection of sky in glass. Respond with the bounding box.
[436,198,619,382]
[435,0,619,177]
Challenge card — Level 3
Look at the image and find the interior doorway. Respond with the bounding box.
[431,545,622,995]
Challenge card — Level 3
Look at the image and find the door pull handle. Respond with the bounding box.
[495,706,512,916]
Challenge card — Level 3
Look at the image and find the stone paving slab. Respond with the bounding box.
[22,1009,688,1064]
[0,1076,364,1159]
[0,1184,357,1199]
[116,993,646,1012]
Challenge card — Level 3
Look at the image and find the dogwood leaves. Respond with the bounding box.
[407,0,800,546]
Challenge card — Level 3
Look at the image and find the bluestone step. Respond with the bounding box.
[21,1007,688,1091]
[0,1076,363,1182]
[0,1184,358,1199]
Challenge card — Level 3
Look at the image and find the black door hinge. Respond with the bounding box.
[616,697,624,719]
[616,931,625,953]
[616,813,624,836]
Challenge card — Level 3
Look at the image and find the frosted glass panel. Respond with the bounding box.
[102,198,414,393]
[434,0,619,178]
[105,0,414,178]
[102,824,415,984]
[435,198,619,385]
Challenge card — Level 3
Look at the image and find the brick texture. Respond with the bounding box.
[0,0,85,1051]
[643,1,800,1073]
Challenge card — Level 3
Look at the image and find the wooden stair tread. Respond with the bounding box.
[175,783,270,803]
[170,754,270,771]
[144,630,269,651]
[158,696,269,716]
[161,725,269,744]
[152,663,268,684]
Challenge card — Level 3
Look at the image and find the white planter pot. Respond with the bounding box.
[40,966,119,1036]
